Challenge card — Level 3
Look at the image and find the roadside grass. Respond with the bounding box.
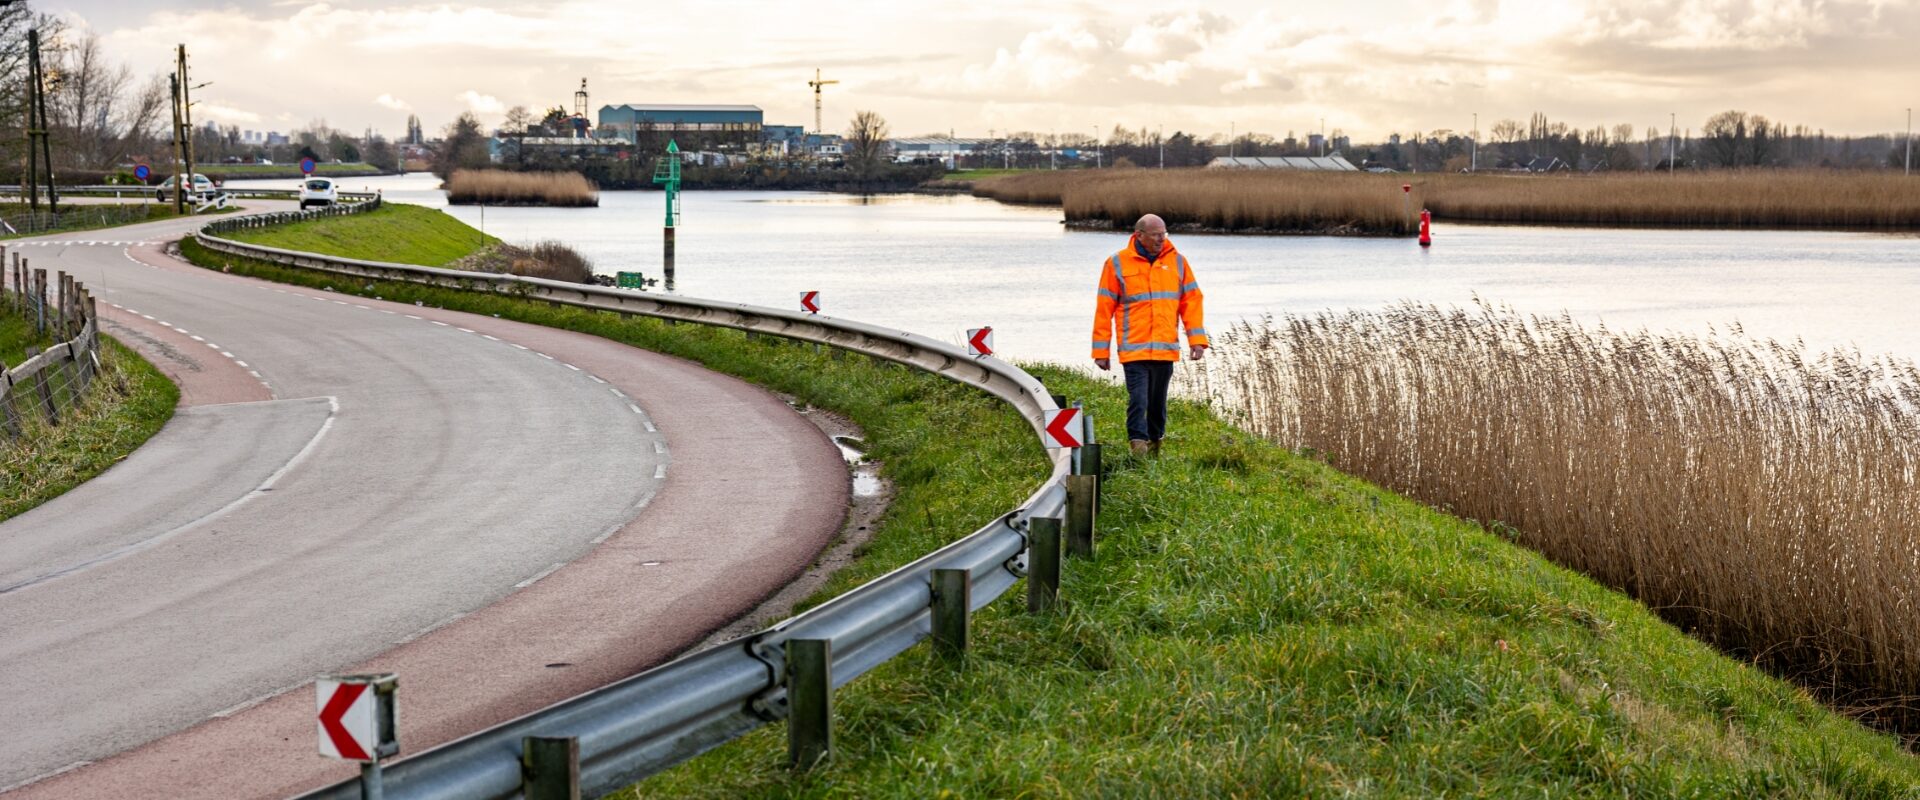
[220,203,497,267]
[180,222,1920,796]
[0,335,178,523]
[943,168,1029,181]
[0,308,55,366]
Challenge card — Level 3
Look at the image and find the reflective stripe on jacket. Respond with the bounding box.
[1091,234,1207,363]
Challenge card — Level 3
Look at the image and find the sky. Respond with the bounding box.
[47,0,1920,142]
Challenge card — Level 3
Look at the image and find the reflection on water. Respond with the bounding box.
[228,174,1920,370]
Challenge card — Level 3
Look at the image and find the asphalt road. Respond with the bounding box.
[0,206,848,796]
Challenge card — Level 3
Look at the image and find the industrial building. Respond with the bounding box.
[1207,155,1359,171]
[598,104,763,138]
[889,137,994,165]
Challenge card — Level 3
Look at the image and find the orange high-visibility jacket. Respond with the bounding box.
[1091,235,1207,363]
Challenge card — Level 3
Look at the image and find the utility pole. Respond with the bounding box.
[1471,112,1478,172]
[1049,130,1055,170]
[1906,107,1912,176]
[178,45,197,207]
[1157,123,1164,169]
[807,69,838,135]
[169,73,185,214]
[1229,121,1235,160]
[1668,112,1676,175]
[1319,117,1326,157]
[24,29,58,214]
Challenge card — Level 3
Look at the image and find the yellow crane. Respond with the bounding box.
[808,69,838,135]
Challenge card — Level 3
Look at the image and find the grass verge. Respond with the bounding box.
[1,309,55,366]
[1,334,179,523]
[182,221,1920,795]
[220,203,498,267]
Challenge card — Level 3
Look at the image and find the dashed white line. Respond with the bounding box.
[510,343,528,351]
[205,343,221,350]
[643,421,656,433]
[609,388,626,399]
[588,375,606,384]
[562,363,580,371]
[653,441,666,455]
[655,464,667,479]
[189,334,204,341]
[456,327,475,333]
[220,351,233,358]
[537,352,553,360]
[481,334,499,341]
[404,314,421,320]
[429,321,449,327]
[235,360,248,368]
[628,403,643,415]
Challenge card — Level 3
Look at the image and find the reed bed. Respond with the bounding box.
[974,170,1920,234]
[445,169,599,207]
[1186,302,1920,733]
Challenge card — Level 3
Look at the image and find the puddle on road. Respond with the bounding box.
[833,435,882,498]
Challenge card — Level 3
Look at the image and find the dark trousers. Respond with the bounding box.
[1122,360,1174,442]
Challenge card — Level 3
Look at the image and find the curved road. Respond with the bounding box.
[0,205,848,796]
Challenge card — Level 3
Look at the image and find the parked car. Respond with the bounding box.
[155,173,216,203]
[299,177,338,209]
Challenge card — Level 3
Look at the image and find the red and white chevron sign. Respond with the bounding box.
[1042,407,1082,449]
[317,679,378,761]
[967,327,994,357]
[800,291,820,314]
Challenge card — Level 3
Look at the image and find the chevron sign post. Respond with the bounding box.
[317,674,398,762]
[800,291,820,314]
[967,327,993,357]
[1042,407,1082,449]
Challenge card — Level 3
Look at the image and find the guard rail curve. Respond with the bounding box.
[188,214,1078,799]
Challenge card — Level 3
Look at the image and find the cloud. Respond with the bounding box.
[459,90,506,115]
[375,94,410,111]
[198,103,261,124]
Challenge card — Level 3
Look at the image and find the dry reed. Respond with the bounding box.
[974,170,1920,234]
[450,240,596,283]
[446,169,599,207]
[1185,302,1920,733]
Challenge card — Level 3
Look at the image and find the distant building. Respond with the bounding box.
[1207,155,1359,171]
[265,131,288,146]
[1307,133,1325,152]
[890,137,992,164]
[597,104,762,138]
[491,135,632,162]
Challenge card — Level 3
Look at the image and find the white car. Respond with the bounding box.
[299,177,338,209]
[156,173,215,203]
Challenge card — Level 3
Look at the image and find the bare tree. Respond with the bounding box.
[36,28,162,172]
[500,105,534,136]
[845,109,889,177]
[1490,118,1521,145]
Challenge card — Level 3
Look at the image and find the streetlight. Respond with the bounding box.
[1229,121,1235,159]
[1319,117,1326,157]
[1093,125,1101,169]
[1471,112,1478,172]
[1158,123,1164,169]
[1906,107,1912,176]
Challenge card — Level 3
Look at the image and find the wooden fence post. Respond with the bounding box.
[25,346,56,425]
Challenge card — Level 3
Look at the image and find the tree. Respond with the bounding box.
[43,29,165,171]
[1703,110,1752,167]
[501,105,534,136]
[845,110,889,178]
[405,113,423,145]
[363,134,399,173]
[432,111,490,178]
[1491,118,1522,144]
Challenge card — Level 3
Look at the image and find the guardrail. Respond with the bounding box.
[1,185,381,204]
[192,214,1101,799]
[2,248,99,439]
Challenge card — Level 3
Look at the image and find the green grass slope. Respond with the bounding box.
[183,217,1920,798]
[222,203,496,267]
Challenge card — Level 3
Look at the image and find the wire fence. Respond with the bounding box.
[0,202,151,236]
[1,247,100,440]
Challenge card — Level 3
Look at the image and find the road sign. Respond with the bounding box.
[317,674,398,762]
[967,327,994,357]
[800,291,820,314]
[617,271,645,289]
[300,157,316,176]
[1043,407,1082,449]
[133,164,150,183]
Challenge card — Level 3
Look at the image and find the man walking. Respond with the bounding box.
[1091,214,1207,456]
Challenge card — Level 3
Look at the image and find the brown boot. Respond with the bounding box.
[1149,439,1163,456]
[1130,439,1150,456]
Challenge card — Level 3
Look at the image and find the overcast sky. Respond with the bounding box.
[47,0,1920,142]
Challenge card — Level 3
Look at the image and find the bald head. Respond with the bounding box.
[1133,214,1168,256]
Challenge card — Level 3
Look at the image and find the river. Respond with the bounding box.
[231,173,1920,371]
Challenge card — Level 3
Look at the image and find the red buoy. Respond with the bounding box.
[1418,208,1432,247]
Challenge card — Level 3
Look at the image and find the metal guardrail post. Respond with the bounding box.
[1065,475,1097,558]
[931,568,971,662]
[786,638,832,770]
[1027,517,1061,612]
[521,736,582,800]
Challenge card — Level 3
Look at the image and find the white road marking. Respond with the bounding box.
[514,562,565,589]
[588,375,605,383]
[481,334,499,341]
[235,360,248,368]
[655,465,667,479]
[653,441,666,454]
[189,334,204,341]
[643,421,656,433]
[429,321,449,327]
[562,363,580,371]
[457,327,475,333]
[404,314,421,320]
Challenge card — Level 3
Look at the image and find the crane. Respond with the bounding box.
[807,68,838,135]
